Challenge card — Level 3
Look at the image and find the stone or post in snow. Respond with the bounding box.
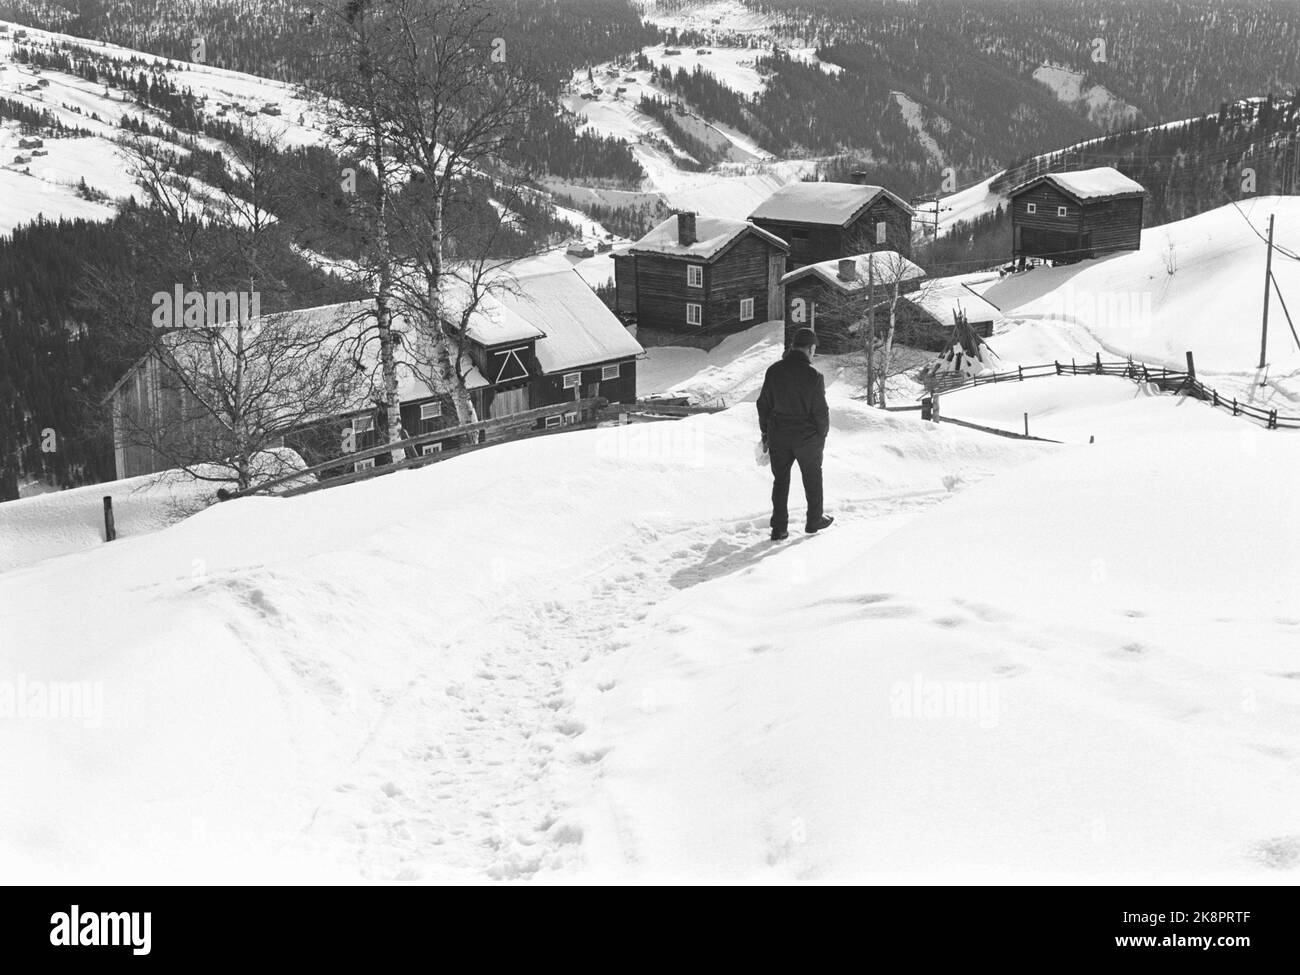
[103,496,116,542]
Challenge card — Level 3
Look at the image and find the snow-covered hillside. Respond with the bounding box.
[3,369,1298,883]
[980,197,1300,411]
[0,18,330,235]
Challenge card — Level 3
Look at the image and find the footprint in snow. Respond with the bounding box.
[1250,835,1300,869]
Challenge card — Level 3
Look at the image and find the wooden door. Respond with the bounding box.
[489,386,529,418]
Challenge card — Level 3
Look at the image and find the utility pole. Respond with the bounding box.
[1259,213,1275,369]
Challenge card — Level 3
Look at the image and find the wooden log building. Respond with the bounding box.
[613,212,789,344]
[779,252,925,353]
[748,173,915,270]
[106,268,642,479]
[1009,167,1146,264]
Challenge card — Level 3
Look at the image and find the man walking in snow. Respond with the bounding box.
[757,327,833,541]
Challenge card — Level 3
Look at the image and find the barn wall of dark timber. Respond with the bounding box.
[1080,196,1144,253]
[621,232,785,334]
[1011,183,1143,262]
[707,234,775,331]
[110,352,222,479]
[613,254,637,313]
[528,358,638,414]
[752,197,913,269]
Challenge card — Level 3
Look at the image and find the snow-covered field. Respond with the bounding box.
[0,19,332,235]
[980,197,1300,411]
[3,353,1299,883]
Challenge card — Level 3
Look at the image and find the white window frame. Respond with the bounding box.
[494,345,530,384]
[419,402,442,421]
[354,457,375,472]
[686,302,702,326]
[421,443,442,456]
[562,371,582,389]
[875,220,886,244]
[601,363,621,381]
[352,415,375,433]
[1057,205,1069,217]
[1026,202,1037,214]
[687,264,703,288]
[545,415,562,428]
[739,297,754,322]
[563,411,578,425]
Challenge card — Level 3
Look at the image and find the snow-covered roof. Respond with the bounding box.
[780,251,925,293]
[906,283,1003,327]
[454,287,546,347]
[628,214,787,261]
[1011,167,1147,202]
[748,181,913,226]
[497,268,643,373]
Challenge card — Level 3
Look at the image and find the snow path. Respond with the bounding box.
[295,481,955,880]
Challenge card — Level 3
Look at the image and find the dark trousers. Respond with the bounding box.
[769,440,824,531]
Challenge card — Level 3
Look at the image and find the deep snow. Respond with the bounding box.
[3,367,1298,883]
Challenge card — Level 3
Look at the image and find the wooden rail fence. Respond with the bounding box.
[925,352,1300,431]
[220,395,725,501]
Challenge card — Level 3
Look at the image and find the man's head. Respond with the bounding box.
[791,328,817,358]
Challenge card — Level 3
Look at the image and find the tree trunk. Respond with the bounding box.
[426,193,479,428]
[878,281,901,408]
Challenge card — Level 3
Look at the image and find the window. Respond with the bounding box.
[875,220,886,244]
[687,264,703,288]
[686,302,702,326]
[419,402,442,421]
[792,230,809,240]
[563,412,578,425]
[740,297,754,322]
[562,371,582,389]
[1026,203,1037,214]
[352,415,375,433]
[545,415,562,428]
[422,443,442,456]
[601,363,621,381]
[1057,205,1069,217]
[354,458,375,472]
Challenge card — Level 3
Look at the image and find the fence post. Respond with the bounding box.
[1071,358,1077,375]
[1018,365,1023,381]
[1023,413,1029,437]
[1270,409,1278,430]
[1185,350,1196,381]
[1212,389,1218,407]
[1095,351,1102,374]
[1232,398,1238,416]
[1055,360,1061,375]
[103,496,116,542]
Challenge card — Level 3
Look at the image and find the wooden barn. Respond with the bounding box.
[453,266,643,419]
[106,269,642,479]
[613,212,789,343]
[748,174,914,270]
[892,282,1003,351]
[1009,167,1146,264]
[779,252,925,353]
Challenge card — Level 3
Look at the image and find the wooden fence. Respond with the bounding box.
[221,397,608,500]
[925,352,1300,431]
[220,395,725,501]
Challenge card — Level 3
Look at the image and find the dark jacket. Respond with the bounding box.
[756,349,830,447]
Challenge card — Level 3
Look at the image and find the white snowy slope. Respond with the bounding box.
[0,19,333,235]
[980,197,1300,411]
[3,371,1299,884]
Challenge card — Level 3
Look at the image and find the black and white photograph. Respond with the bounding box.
[0,0,1296,934]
